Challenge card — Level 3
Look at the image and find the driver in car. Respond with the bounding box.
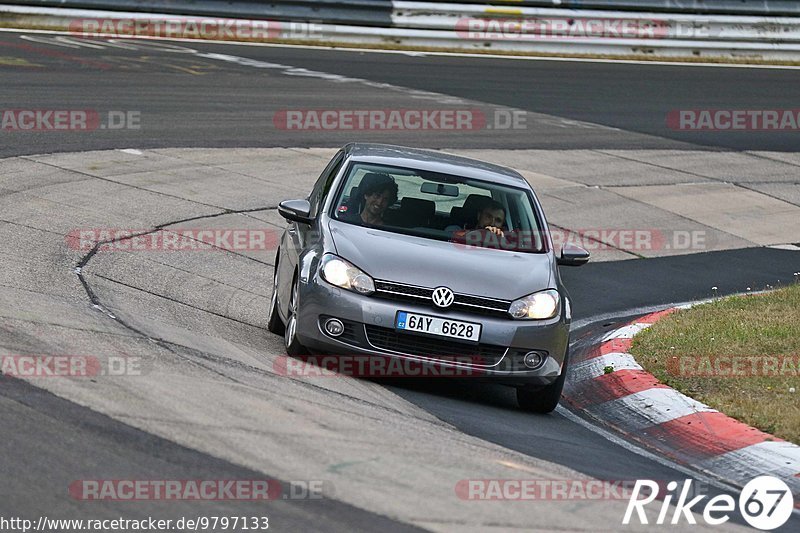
[446,199,507,247]
[473,200,506,237]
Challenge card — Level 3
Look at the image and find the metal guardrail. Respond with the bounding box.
[7,0,800,19]
[1,1,394,25]
[2,1,800,60]
[423,1,800,16]
[393,2,800,43]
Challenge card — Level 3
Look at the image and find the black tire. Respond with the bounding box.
[516,350,569,414]
[284,275,308,356]
[267,264,285,335]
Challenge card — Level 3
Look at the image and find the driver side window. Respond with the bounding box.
[308,151,344,218]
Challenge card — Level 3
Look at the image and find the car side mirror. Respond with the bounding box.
[557,243,590,266]
[278,199,314,225]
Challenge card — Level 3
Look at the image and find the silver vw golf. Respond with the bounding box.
[268,143,589,413]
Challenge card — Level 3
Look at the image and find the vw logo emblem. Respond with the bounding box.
[432,286,455,308]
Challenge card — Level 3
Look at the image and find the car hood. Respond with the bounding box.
[328,220,553,300]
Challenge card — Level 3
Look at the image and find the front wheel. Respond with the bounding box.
[516,351,569,414]
[284,276,308,356]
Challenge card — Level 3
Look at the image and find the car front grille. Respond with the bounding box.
[364,325,507,366]
[337,321,360,344]
[374,280,510,318]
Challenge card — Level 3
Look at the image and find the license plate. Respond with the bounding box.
[395,311,481,342]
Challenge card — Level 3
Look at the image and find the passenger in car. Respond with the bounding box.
[350,172,398,226]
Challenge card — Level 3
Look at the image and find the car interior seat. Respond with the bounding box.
[452,194,493,228]
[390,197,435,228]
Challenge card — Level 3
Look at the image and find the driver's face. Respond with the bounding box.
[478,207,505,229]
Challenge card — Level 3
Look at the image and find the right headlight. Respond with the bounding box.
[319,254,375,295]
[508,289,560,320]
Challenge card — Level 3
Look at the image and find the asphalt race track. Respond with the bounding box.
[1,30,799,531]
[4,33,800,156]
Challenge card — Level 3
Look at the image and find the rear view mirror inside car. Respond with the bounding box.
[421,182,459,196]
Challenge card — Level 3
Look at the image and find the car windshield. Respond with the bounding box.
[331,162,546,253]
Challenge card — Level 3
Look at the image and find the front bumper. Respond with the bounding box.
[294,273,570,387]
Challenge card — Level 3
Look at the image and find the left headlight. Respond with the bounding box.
[508,289,560,320]
[319,254,375,295]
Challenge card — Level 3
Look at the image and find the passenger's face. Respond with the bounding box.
[478,207,505,229]
[364,190,392,217]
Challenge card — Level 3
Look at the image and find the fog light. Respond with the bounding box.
[324,318,345,337]
[523,351,546,369]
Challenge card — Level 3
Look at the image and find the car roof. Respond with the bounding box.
[342,143,530,188]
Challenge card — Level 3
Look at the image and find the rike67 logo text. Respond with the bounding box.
[624,477,794,530]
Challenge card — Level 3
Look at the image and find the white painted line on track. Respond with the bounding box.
[7,30,628,133]
[571,304,676,331]
[570,295,727,331]
[3,26,800,70]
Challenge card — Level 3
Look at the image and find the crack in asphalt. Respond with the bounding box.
[151,149,312,189]
[91,273,266,329]
[0,280,79,299]
[548,222,643,259]
[139,255,270,296]
[5,191,130,222]
[72,206,281,383]
[70,204,461,428]
[21,156,234,211]
[153,225,276,266]
[146,332,460,428]
[0,315,140,338]
[592,148,800,208]
[0,217,74,238]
